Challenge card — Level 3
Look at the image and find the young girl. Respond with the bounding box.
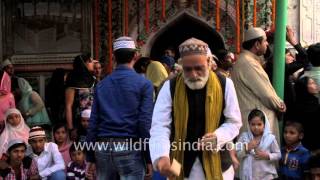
[237,109,281,180]
[0,108,29,159]
[53,123,72,166]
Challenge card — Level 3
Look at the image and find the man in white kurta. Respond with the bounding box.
[149,38,242,180]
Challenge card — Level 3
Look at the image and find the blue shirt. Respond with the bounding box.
[279,143,311,179]
[86,65,154,162]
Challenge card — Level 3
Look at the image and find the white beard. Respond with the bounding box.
[183,69,209,90]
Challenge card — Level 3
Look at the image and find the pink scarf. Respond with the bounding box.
[0,108,30,158]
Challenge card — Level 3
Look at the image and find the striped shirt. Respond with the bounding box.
[66,161,86,180]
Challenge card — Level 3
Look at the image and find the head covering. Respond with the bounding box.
[1,59,12,69]
[0,70,11,95]
[159,56,175,69]
[7,139,26,153]
[113,36,136,51]
[17,78,32,96]
[307,43,320,66]
[145,61,168,88]
[29,126,46,140]
[46,68,66,112]
[65,53,95,88]
[239,110,276,180]
[294,76,319,112]
[0,108,29,158]
[179,38,208,58]
[81,109,91,118]
[244,27,266,42]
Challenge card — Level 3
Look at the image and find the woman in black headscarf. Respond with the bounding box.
[46,68,66,125]
[65,53,95,140]
[293,76,320,151]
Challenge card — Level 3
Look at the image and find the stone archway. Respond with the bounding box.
[144,11,226,59]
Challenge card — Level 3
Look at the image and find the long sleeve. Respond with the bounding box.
[138,81,154,163]
[138,81,154,139]
[287,43,309,75]
[39,143,65,178]
[8,94,15,108]
[28,91,45,116]
[85,87,99,163]
[268,139,281,161]
[242,59,283,111]
[214,78,242,149]
[149,80,172,169]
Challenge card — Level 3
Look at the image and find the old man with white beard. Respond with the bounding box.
[149,38,242,180]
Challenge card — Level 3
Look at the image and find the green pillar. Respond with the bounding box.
[272,0,288,145]
[272,0,287,99]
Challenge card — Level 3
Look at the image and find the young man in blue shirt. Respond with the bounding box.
[86,36,154,180]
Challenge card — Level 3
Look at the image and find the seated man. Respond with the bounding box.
[0,139,39,180]
[27,126,65,180]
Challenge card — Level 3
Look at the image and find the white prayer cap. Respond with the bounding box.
[1,59,12,69]
[244,27,266,42]
[113,36,136,51]
[7,139,26,152]
[179,38,208,58]
[81,109,91,118]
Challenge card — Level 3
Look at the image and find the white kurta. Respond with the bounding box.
[150,78,242,179]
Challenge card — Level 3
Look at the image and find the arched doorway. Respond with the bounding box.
[148,12,226,60]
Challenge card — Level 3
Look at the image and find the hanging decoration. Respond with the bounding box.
[236,0,241,53]
[153,0,159,31]
[216,0,220,31]
[253,0,257,27]
[262,0,273,29]
[137,0,140,38]
[272,0,276,30]
[93,0,100,59]
[198,0,202,16]
[161,0,166,21]
[124,0,129,35]
[107,0,113,73]
[145,0,150,33]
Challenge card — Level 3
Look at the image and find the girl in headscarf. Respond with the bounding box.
[65,53,95,140]
[16,78,51,128]
[293,76,320,151]
[0,70,15,134]
[53,123,72,166]
[237,109,281,180]
[0,108,29,159]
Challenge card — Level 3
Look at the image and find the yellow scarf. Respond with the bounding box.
[171,71,223,180]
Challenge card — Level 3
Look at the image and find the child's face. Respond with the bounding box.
[311,168,320,180]
[29,137,46,155]
[81,118,89,129]
[249,116,265,137]
[284,126,302,146]
[54,127,67,144]
[71,150,85,165]
[7,113,21,127]
[8,145,26,165]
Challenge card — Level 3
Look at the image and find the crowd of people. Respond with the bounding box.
[0,25,319,180]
